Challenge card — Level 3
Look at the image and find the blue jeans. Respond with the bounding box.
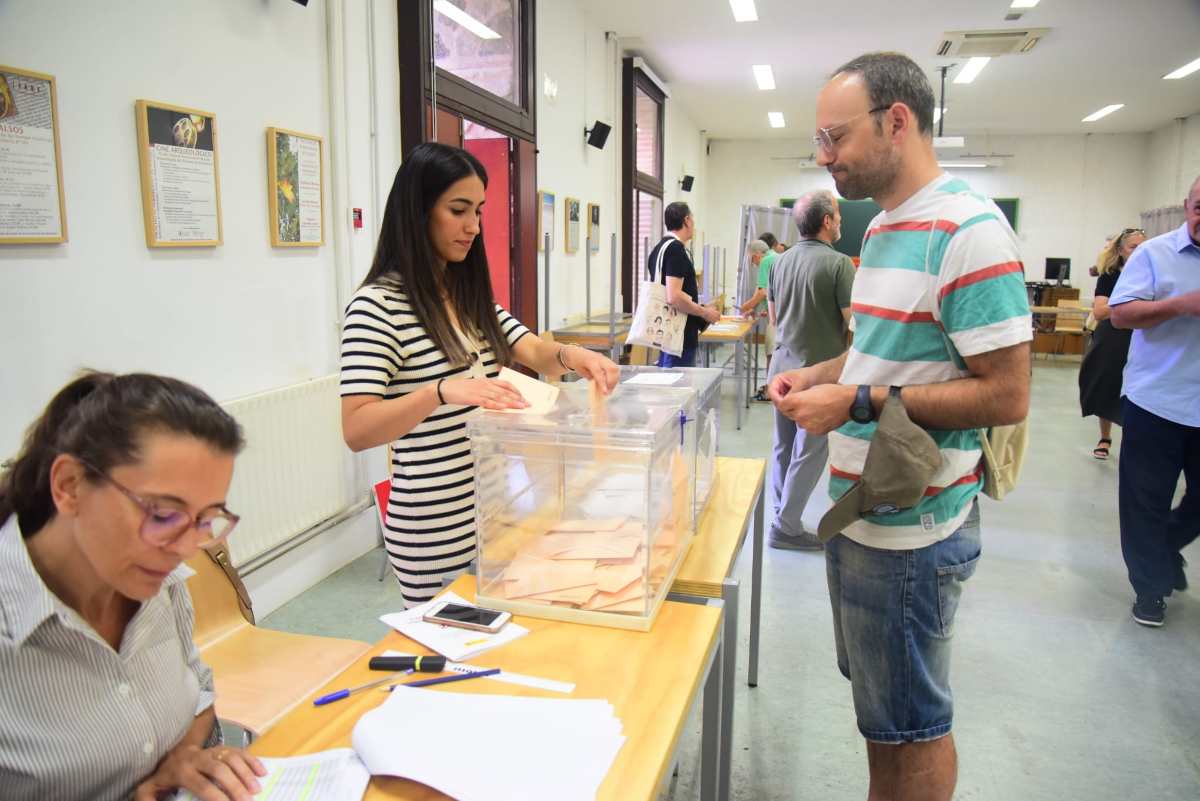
[1119,399,1200,598]
[825,501,981,743]
[656,345,697,368]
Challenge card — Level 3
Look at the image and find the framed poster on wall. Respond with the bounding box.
[135,99,222,247]
[0,65,67,244]
[564,196,580,254]
[538,190,554,251]
[266,127,324,247]
[587,203,600,254]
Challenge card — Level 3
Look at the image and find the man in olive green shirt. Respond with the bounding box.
[766,190,854,549]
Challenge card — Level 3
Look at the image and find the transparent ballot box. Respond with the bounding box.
[468,382,698,631]
[619,366,722,520]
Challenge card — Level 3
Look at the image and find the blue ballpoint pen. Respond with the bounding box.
[382,668,500,692]
[313,669,415,706]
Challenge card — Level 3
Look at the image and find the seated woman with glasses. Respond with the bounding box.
[0,371,266,801]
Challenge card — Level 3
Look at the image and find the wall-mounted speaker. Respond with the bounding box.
[584,121,611,150]
[679,175,695,192]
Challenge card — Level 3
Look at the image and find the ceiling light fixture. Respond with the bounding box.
[768,111,785,129]
[729,0,758,22]
[433,0,501,40]
[953,57,991,84]
[752,65,776,91]
[1163,56,1200,80]
[1082,103,1124,122]
[1010,0,1040,8]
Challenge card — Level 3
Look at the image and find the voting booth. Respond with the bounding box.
[469,382,698,630]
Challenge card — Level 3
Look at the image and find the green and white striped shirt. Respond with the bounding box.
[830,174,1032,549]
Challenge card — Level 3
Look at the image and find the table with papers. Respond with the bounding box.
[249,575,726,801]
[698,317,758,430]
[669,456,766,801]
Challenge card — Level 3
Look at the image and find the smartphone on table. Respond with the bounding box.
[422,600,511,633]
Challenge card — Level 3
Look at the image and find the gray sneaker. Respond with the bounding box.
[769,529,824,551]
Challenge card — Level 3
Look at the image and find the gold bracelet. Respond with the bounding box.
[556,345,572,371]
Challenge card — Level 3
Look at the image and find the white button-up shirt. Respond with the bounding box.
[0,515,217,801]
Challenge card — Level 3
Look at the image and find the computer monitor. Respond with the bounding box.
[1045,258,1071,285]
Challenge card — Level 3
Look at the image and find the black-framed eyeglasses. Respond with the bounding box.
[813,105,892,155]
[77,457,239,549]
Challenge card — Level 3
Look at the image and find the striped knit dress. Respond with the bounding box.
[340,282,530,603]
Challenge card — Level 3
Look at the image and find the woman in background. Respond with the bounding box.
[1078,228,1146,459]
[0,372,265,801]
[340,143,618,604]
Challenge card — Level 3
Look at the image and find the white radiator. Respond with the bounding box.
[221,375,358,568]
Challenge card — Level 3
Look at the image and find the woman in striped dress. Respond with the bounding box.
[340,143,618,604]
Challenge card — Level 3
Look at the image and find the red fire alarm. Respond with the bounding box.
[352,208,363,229]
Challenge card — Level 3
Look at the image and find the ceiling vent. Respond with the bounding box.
[935,28,1049,57]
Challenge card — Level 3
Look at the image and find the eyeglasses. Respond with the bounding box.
[78,458,239,549]
[812,105,892,155]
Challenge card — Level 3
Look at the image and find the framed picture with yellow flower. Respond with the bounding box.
[266,127,324,247]
[134,99,222,247]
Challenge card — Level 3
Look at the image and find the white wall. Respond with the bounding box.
[0,0,399,617]
[703,132,1150,300]
[1144,113,1200,210]
[534,0,708,326]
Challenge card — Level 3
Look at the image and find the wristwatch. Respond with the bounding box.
[850,385,875,424]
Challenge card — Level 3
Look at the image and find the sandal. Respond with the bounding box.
[1093,438,1112,460]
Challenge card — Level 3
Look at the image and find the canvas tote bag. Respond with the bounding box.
[628,237,688,356]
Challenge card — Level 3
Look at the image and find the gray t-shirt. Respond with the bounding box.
[768,238,855,365]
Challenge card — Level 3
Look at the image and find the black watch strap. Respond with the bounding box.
[851,384,875,423]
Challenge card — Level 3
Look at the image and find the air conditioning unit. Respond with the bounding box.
[935,28,1049,57]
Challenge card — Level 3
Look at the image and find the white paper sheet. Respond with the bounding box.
[624,372,685,386]
[379,592,529,661]
[493,367,560,415]
[174,749,369,801]
[352,686,625,801]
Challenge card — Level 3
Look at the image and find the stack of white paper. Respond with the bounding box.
[174,749,370,801]
[352,686,625,801]
[379,592,529,662]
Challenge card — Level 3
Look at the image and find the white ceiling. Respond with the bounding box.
[583,0,1200,140]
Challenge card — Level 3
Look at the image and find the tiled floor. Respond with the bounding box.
[262,358,1200,800]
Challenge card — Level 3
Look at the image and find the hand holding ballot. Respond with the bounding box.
[439,376,531,411]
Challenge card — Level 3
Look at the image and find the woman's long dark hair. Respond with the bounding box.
[360,142,511,368]
[0,371,244,538]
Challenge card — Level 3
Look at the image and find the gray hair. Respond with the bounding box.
[793,190,837,239]
[831,52,935,136]
[749,239,769,255]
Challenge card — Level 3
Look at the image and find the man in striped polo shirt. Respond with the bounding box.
[768,53,1031,801]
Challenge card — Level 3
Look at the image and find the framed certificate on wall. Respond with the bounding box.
[135,99,222,247]
[0,65,68,244]
[564,196,580,254]
[587,203,600,254]
[266,127,324,247]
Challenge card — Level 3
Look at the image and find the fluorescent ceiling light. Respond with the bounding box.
[752,65,776,91]
[1010,0,1040,8]
[1082,103,1124,122]
[938,162,989,168]
[768,111,785,129]
[933,107,946,124]
[729,0,758,22]
[1163,56,1200,80]
[433,0,501,40]
[953,57,991,84]
[934,136,966,148]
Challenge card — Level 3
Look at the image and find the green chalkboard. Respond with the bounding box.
[781,195,1021,259]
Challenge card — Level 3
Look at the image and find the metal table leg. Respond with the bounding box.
[718,579,739,801]
[735,338,745,431]
[748,480,765,687]
[700,598,725,801]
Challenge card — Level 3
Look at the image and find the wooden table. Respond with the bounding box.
[670,456,766,801]
[250,575,726,801]
[551,319,631,363]
[699,318,757,430]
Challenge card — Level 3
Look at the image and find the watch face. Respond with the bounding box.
[851,406,873,424]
